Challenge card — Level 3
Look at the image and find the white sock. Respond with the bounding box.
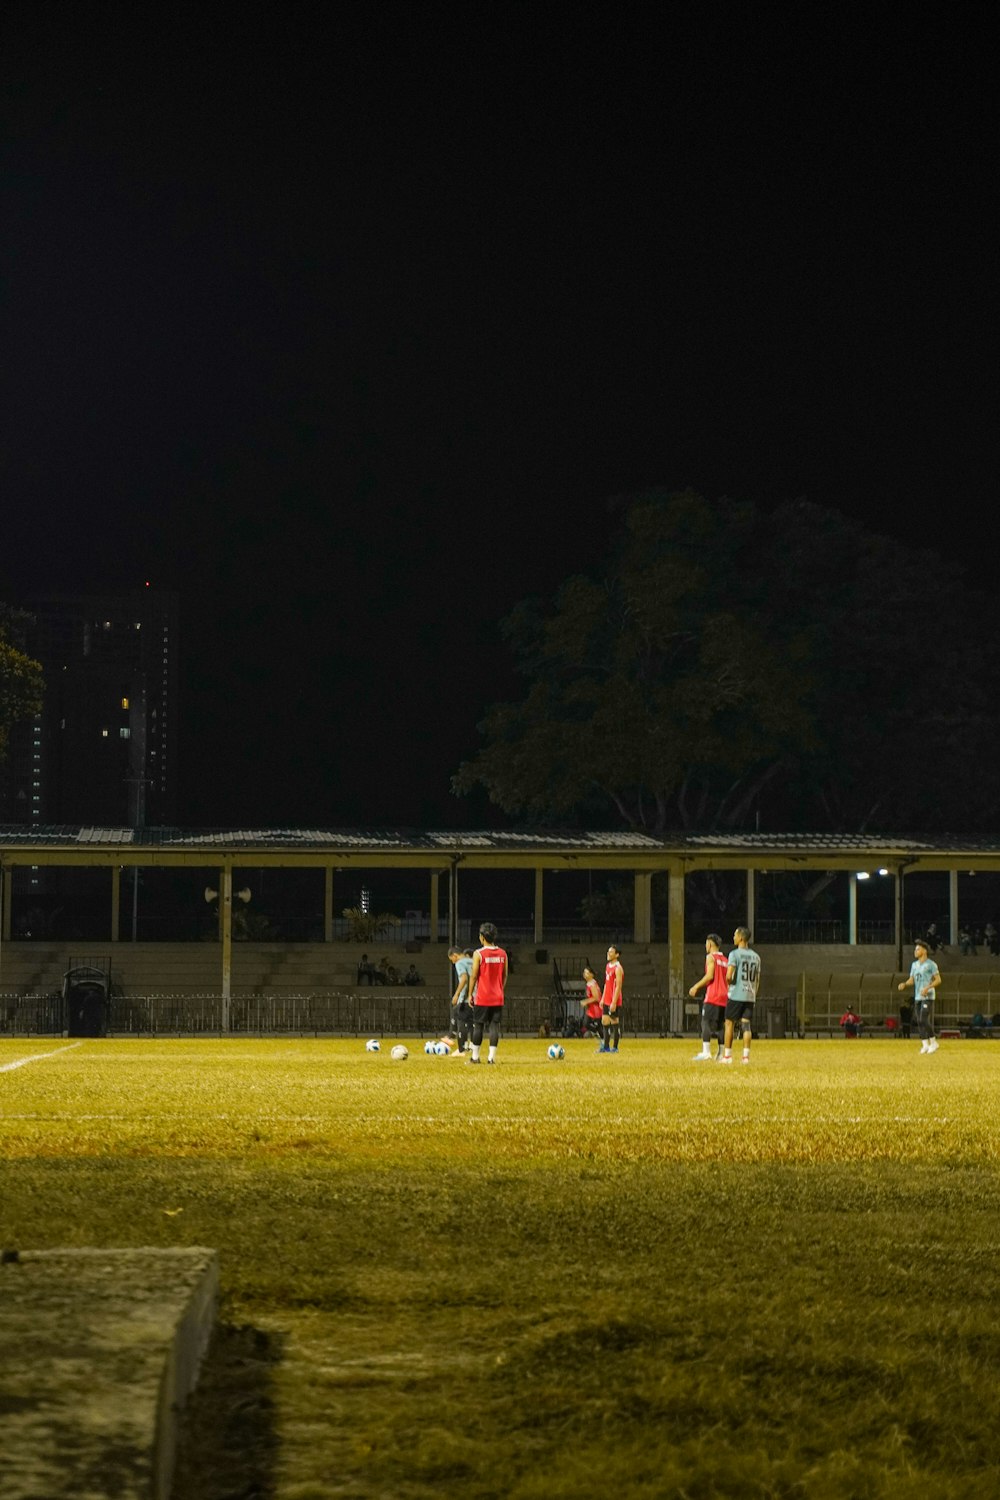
[472,1045,480,1060]
[488,1045,497,1062]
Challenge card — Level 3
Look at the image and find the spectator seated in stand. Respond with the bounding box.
[968,1011,988,1038]
[839,1008,862,1038]
[357,953,380,985]
[403,963,424,986]
[925,923,946,954]
[378,956,401,985]
[959,927,977,956]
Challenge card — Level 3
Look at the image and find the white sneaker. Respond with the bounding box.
[692,1050,712,1060]
[719,1054,733,1065]
[919,1041,929,1053]
[741,1055,751,1065]
[927,1038,939,1053]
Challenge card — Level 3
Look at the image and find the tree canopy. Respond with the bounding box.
[0,609,44,765]
[454,490,997,834]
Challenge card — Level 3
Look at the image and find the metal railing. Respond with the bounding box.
[0,990,673,1037]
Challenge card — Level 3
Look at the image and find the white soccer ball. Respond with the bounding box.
[547,1043,566,1060]
[390,1044,409,1062]
[424,1040,437,1054]
[365,1038,381,1052]
[434,1041,451,1055]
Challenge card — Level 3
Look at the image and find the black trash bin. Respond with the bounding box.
[64,967,110,1037]
[764,1001,786,1039]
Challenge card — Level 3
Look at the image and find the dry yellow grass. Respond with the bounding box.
[3,1037,1000,1497]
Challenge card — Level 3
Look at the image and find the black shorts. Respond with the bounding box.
[473,1003,503,1027]
[725,999,755,1026]
[601,1003,621,1018]
[703,1001,726,1030]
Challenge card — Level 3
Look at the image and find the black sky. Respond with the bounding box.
[1,9,993,827]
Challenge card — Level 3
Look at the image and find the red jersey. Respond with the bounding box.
[705,951,728,1007]
[475,945,507,1007]
[602,960,623,1010]
[584,978,603,1018]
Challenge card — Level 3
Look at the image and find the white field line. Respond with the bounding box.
[0,1042,84,1074]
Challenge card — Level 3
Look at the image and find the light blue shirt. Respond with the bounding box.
[910,957,939,1003]
[727,947,762,1004]
[454,956,473,1000]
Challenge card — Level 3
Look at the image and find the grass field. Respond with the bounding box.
[3,1036,1000,1499]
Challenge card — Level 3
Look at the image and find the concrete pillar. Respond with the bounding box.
[220,866,232,1030]
[633,871,652,944]
[324,867,334,943]
[949,869,959,947]
[1,861,11,942]
[746,868,756,936]
[0,863,6,988]
[848,873,858,946]
[448,861,458,950]
[895,868,904,972]
[667,865,685,1033]
[429,870,439,943]
[534,868,544,945]
[111,866,121,942]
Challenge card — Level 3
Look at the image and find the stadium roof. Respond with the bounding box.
[2,825,1000,863]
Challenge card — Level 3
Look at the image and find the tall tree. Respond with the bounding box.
[454,491,997,833]
[0,609,44,765]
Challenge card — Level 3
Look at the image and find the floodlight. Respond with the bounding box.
[205,886,251,903]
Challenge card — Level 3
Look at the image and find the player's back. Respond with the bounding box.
[728,947,761,1003]
[706,951,729,1004]
[476,945,507,1005]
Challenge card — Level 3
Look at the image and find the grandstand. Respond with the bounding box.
[3,824,1000,1036]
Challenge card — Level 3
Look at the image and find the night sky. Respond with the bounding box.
[2,11,991,828]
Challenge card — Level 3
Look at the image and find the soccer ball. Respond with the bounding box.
[390,1044,409,1062]
[365,1038,380,1052]
[424,1040,437,1054]
[547,1043,566,1060]
[434,1041,451,1056]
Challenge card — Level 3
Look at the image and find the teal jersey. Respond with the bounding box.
[910,957,939,1001]
[727,947,762,1004]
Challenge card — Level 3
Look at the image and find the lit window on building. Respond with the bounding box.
[121,696,129,709]
[101,729,109,738]
[120,728,131,739]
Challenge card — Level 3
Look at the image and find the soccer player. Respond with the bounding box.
[898,938,941,1054]
[597,945,624,1053]
[720,926,761,1065]
[467,923,507,1064]
[448,946,475,1054]
[689,933,728,1060]
[582,966,603,1039]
